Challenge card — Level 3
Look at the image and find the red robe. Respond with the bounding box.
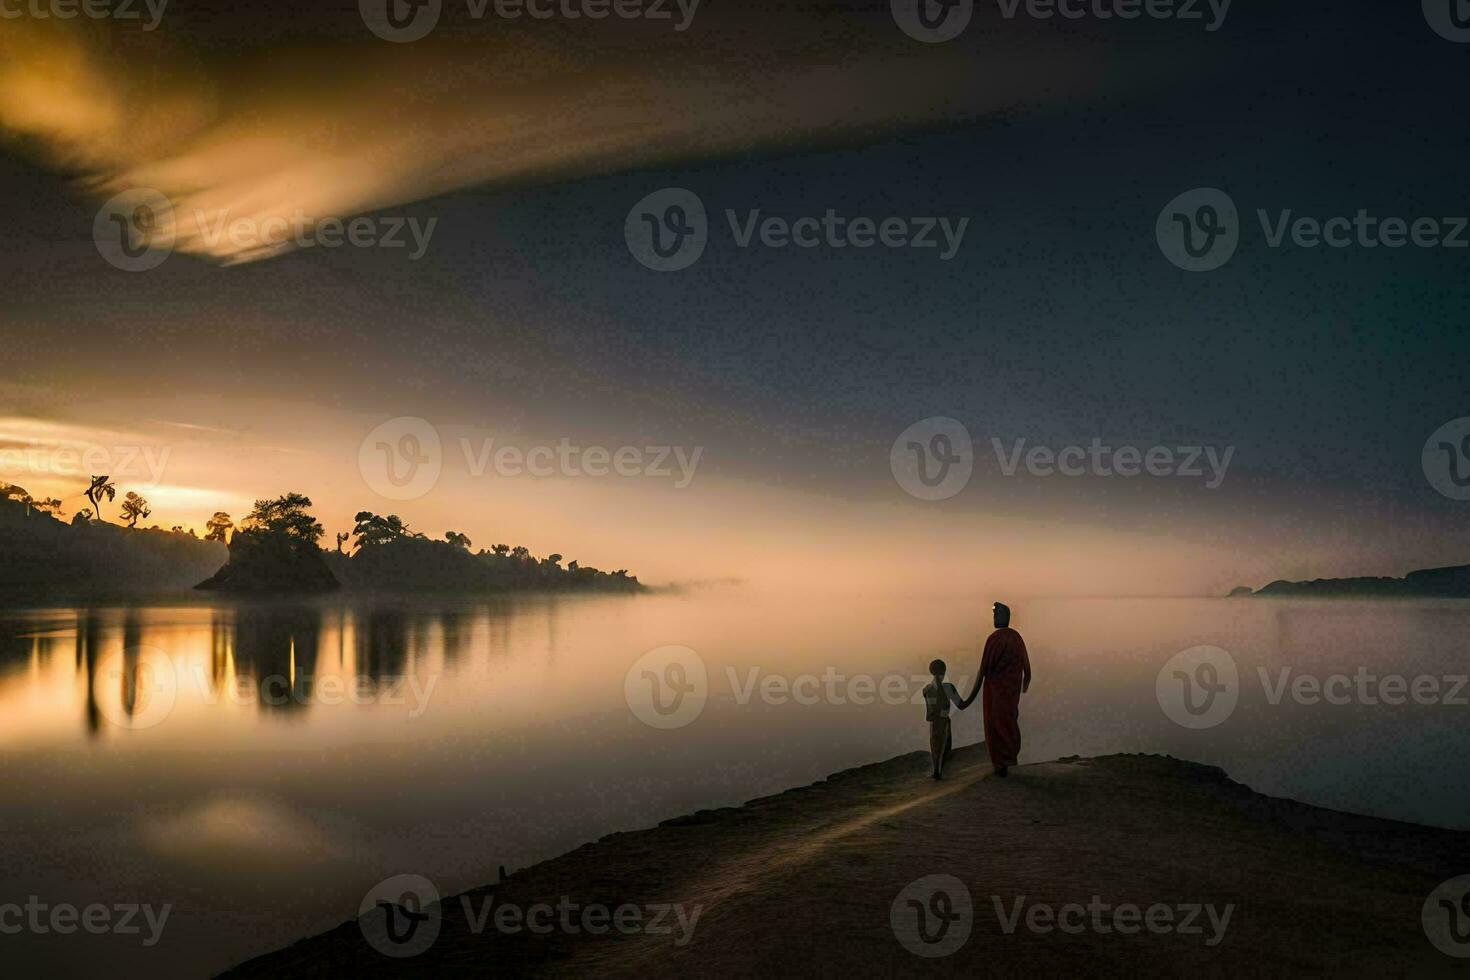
[980,627,1031,768]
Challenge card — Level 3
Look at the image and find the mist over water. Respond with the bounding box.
[2,588,1467,976]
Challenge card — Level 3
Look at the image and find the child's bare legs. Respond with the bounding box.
[929,718,951,778]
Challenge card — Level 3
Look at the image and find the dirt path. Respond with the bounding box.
[223,746,1470,977]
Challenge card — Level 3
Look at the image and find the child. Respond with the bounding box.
[923,658,968,779]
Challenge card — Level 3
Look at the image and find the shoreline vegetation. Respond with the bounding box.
[222,747,1468,977]
[0,486,643,598]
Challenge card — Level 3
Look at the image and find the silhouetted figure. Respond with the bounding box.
[922,658,970,779]
[963,601,1032,778]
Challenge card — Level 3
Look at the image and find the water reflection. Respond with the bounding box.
[0,601,514,734]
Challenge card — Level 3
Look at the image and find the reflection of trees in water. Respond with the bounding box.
[439,608,473,664]
[356,607,410,680]
[232,605,322,712]
[210,612,232,694]
[78,609,103,737]
[120,608,144,722]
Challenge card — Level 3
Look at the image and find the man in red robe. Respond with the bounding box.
[963,601,1032,777]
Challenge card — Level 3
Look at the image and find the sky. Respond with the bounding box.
[2,0,1469,595]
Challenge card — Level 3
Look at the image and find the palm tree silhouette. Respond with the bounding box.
[85,475,116,523]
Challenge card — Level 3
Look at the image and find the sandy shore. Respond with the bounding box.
[222,745,1469,976]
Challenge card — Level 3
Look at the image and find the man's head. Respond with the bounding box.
[929,658,946,679]
[993,601,1011,629]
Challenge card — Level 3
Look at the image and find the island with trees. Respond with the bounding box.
[0,480,644,598]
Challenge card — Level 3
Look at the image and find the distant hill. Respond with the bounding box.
[0,499,227,595]
[1236,564,1470,598]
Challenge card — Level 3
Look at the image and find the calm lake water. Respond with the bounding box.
[3,589,1468,976]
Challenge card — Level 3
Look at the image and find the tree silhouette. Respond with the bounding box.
[445,531,472,550]
[492,543,510,557]
[85,475,116,523]
[336,531,350,553]
[352,512,411,549]
[1,483,61,516]
[119,491,151,527]
[243,493,324,544]
[205,512,234,543]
